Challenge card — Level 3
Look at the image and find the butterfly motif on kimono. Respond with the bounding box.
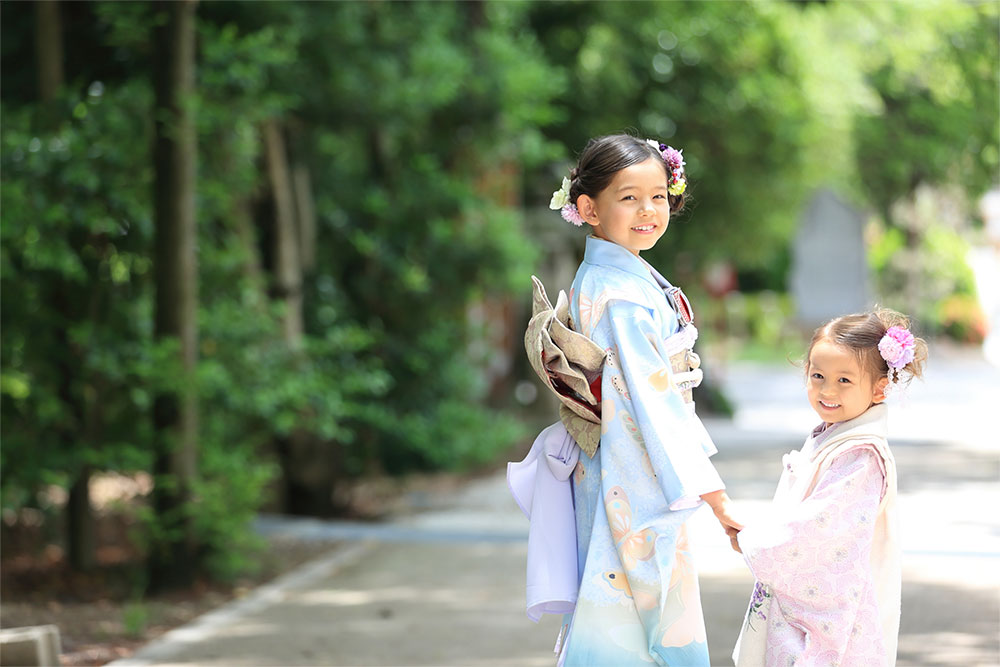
[577,288,634,337]
[647,366,673,393]
[601,397,616,434]
[605,486,657,570]
[602,570,658,611]
[660,525,707,647]
[611,374,631,401]
[620,410,644,445]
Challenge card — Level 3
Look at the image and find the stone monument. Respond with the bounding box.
[789,188,871,327]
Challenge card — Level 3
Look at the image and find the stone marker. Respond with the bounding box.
[0,625,62,666]
[790,188,871,327]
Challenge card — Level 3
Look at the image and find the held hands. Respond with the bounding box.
[726,525,742,554]
[700,489,744,554]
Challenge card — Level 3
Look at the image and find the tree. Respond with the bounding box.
[2,19,156,578]
[3,1,386,586]
[149,0,200,589]
[526,1,821,289]
[288,1,556,473]
[848,2,999,326]
[34,1,63,103]
[32,0,100,573]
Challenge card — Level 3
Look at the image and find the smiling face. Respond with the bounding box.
[806,339,889,425]
[576,158,670,256]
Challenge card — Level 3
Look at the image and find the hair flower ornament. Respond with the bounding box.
[647,139,687,196]
[549,176,585,226]
[878,325,916,383]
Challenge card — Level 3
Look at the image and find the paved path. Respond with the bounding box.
[112,345,1000,667]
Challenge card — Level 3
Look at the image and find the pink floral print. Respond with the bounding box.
[739,447,891,666]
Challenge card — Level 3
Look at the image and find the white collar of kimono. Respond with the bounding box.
[583,235,661,288]
[809,402,889,454]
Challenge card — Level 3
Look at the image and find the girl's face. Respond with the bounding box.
[806,339,888,425]
[576,158,670,256]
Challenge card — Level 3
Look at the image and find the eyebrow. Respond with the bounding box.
[616,183,668,193]
[810,364,858,376]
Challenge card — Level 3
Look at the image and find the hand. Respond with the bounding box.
[700,490,745,553]
[700,490,744,530]
[726,525,742,554]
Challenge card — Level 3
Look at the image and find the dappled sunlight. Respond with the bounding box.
[294,588,380,607]
[2,1,996,665]
[898,632,999,666]
[295,585,467,608]
[464,658,560,667]
[209,621,282,640]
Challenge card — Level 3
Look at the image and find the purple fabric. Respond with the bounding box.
[508,422,580,622]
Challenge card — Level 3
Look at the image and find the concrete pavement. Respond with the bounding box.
[112,345,1000,666]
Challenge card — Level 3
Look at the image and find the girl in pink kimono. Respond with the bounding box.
[731,309,927,667]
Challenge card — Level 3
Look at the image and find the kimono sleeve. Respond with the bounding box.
[737,447,886,660]
[598,299,724,510]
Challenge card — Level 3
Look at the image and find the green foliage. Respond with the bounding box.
[273,1,554,471]
[868,186,980,334]
[528,1,821,274]
[849,2,999,216]
[3,0,997,586]
[1,80,155,503]
[121,601,150,638]
[3,1,551,583]
[848,3,998,336]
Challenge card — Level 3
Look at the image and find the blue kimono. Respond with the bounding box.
[560,236,724,666]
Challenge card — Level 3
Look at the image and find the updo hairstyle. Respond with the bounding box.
[807,308,928,386]
[569,134,687,215]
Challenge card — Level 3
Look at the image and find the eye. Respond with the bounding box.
[810,372,823,380]
[621,195,636,201]
[653,194,667,200]
[838,377,852,384]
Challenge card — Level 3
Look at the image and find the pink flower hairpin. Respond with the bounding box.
[878,326,915,385]
[646,139,687,195]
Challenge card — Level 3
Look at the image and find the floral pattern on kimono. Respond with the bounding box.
[561,236,723,667]
[738,446,891,667]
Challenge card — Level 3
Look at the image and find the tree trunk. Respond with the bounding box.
[55,313,94,572]
[36,0,97,572]
[149,0,199,590]
[292,163,316,273]
[263,118,333,515]
[35,0,63,103]
[263,118,303,348]
[471,157,521,404]
[66,467,95,570]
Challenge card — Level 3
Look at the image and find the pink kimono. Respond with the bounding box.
[734,403,900,667]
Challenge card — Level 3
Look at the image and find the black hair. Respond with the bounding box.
[569,134,686,214]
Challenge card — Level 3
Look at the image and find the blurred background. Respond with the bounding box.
[1,0,998,664]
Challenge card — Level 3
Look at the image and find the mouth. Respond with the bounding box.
[818,400,841,410]
[631,224,657,233]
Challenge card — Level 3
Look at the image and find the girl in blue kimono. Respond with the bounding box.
[551,134,741,665]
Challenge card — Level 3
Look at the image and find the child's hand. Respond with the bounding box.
[700,490,745,553]
[725,525,742,553]
[700,490,744,530]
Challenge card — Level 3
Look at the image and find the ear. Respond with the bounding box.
[871,375,889,404]
[576,194,600,228]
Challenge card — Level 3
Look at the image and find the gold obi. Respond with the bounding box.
[525,275,704,458]
[525,276,605,458]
